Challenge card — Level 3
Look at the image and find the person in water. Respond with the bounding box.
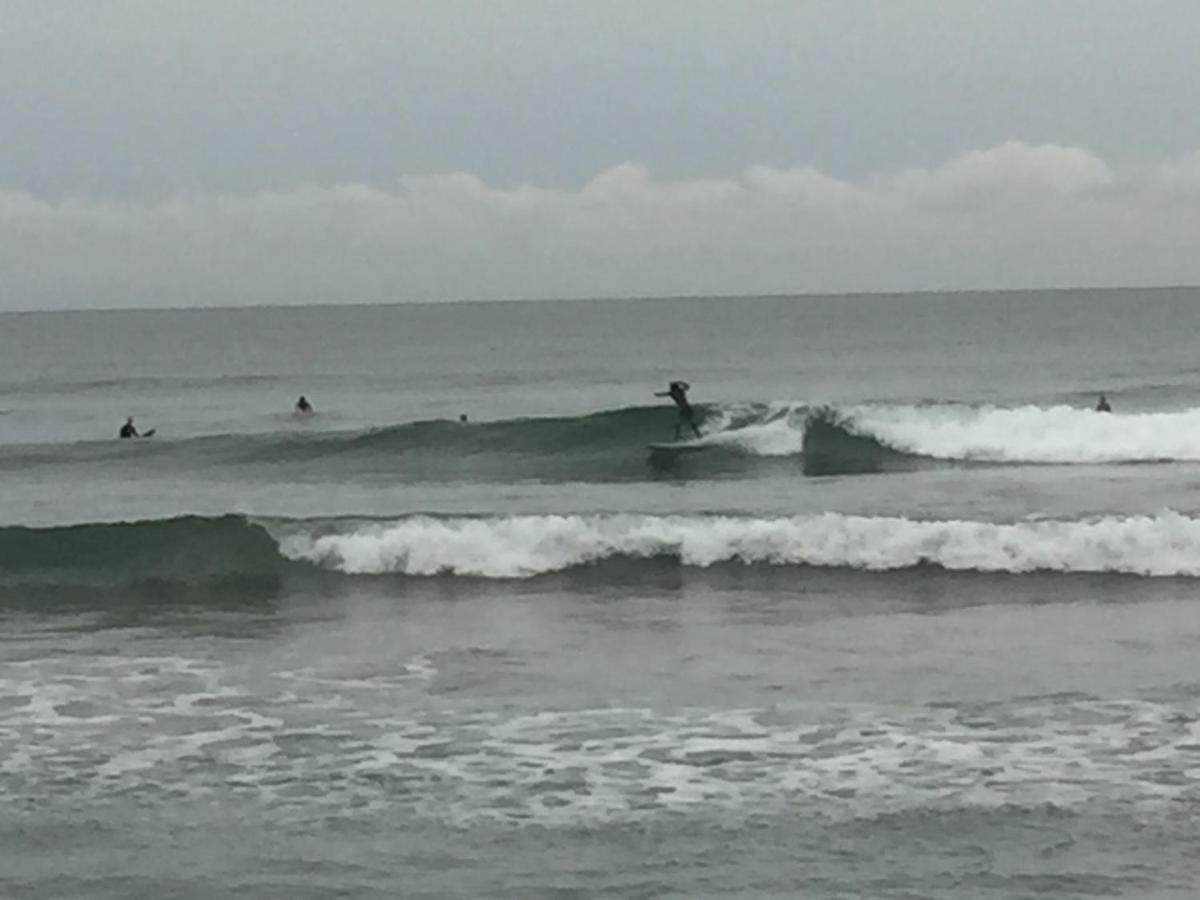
[295,395,313,415]
[119,416,139,438]
[655,380,702,440]
[1096,393,1112,413]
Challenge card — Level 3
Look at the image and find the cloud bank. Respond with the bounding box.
[3,141,1200,310]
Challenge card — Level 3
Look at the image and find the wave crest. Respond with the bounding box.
[280,511,1200,578]
[9,510,1200,590]
[0,515,287,589]
[10,401,1197,483]
[826,403,1200,464]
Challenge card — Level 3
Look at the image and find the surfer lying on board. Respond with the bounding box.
[118,416,154,438]
[655,381,702,440]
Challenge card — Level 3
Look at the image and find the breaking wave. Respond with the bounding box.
[0,515,289,589]
[280,511,1200,578]
[5,401,1198,484]
[817,403,1200,465]
[0,403,807,483]
[8,510,1200,590]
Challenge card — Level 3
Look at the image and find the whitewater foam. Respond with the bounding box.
[277,511,1200,578]
[836,403,1200,463]
[665,400,1200,465]
[5,650,1196,826]
[699,402,807,456]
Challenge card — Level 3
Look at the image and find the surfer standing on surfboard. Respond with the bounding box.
[655,381,702,441]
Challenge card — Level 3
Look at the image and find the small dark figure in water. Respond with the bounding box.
[295,395,313,415]
[119,416,139,439]
[459,413,468,424]
[655,380,702,440]
[1096,394,1112,413]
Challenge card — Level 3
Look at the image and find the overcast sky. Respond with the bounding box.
[3,0,1200,309]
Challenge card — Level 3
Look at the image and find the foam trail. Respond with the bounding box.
[840,404,1200,463]
[278,511,1200,578]
[699,402,807,456]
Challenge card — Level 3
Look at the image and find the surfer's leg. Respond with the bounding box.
[681,406,700,439]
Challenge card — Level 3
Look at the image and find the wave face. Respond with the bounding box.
[7,401,1199,484]
[9,511,1200,590]
[0,515,289,589]
[0,403,809,484]
[800,407,912,475]
[820,403,1200,465]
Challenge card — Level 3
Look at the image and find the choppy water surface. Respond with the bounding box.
[3,290,1200,898]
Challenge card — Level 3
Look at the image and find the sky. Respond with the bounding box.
[2,0,1200,309]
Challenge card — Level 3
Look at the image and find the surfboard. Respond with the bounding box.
[647,441,711,453]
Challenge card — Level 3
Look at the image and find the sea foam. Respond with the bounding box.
[278,511,1200,578]
[833,403,1200,463]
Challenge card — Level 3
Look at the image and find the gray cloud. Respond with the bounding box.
[4,1,1200,198]
[3,142,1199,310]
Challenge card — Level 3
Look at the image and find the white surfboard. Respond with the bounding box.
[647,441,711,453]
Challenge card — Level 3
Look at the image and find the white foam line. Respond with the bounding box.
[278,511,1200,578]
[840,403,1200,463]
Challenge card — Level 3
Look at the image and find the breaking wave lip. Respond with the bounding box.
[9,510,1200,589]
[281,511,1200,579]
[824,403,1200,465]
[7,401,1200,482]
[8,510,1200,589]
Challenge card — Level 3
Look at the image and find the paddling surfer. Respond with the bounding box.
[118,416,154,438]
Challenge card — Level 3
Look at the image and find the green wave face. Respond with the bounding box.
[0,403,806,485]
[9,510,1200,595]
[799,407,917,475]
[0,515,290,590]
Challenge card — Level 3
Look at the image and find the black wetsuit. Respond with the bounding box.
[119,423,138,439]
[660,382,702,439]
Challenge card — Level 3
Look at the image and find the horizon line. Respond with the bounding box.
[2,282,1197,316]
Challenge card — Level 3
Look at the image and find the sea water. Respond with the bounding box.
[2,289,1200,898]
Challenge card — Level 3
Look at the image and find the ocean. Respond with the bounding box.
[3,288,1200,898]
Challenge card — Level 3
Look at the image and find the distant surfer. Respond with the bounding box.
[1095,393,1112,413]
[655,381,702,440]
[294,395,313,416]
[118,416,154,438]
[459,413,468,424]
